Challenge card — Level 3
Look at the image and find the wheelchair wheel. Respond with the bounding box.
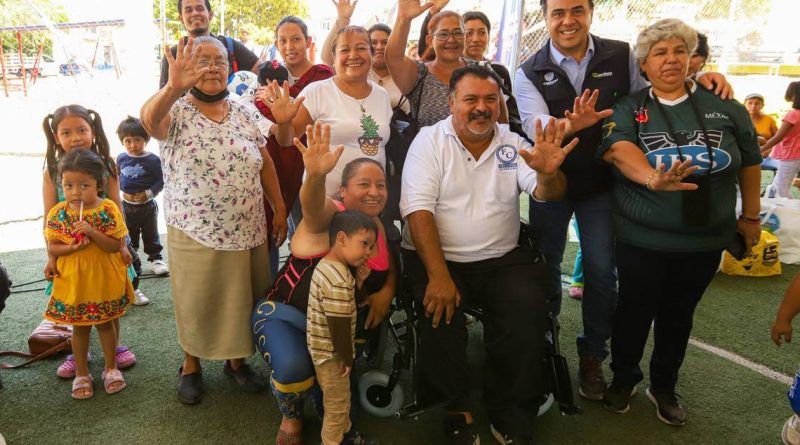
[358,370,404,418]
[537,393,555,417]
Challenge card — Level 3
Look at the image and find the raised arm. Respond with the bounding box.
[320,0,358,68]
[387,0,432,94]
[294,122,345,233]
[256,80,309,146]
[518,118,577,201]
[141,38,209,140]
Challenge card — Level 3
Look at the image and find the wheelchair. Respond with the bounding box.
[356,220,583,420]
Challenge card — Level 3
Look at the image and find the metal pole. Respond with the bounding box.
[160,0,167,45]
[220,0,226,36]
[510,0,524,75]
[16,31,27,97]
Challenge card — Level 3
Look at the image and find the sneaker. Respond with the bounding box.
[443,413,480,445]
[342,429,379,445]
[133,289,150,306]
[782,414,800,445]
[490,425,531,445]
[603,382,637,414]
[568,285,583,300]
[151,260,169,276]
[645,387,686,426]
[578,356,606,401]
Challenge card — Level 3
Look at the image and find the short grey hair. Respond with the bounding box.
[191,36,228,59]
[634,19,698,66]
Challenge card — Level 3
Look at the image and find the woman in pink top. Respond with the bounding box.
[762,82,800,198]
[251,123,395,445]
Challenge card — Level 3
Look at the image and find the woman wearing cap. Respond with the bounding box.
[599,18,761,426]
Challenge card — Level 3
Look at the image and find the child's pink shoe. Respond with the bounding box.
[57,353,91,379]
[115,346,137,369]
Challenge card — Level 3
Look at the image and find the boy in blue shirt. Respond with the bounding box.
[116,116,168,282]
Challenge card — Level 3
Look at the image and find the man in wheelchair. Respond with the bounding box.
[399,65,578,445]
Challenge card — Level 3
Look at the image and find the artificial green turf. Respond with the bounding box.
[0,240,795,444]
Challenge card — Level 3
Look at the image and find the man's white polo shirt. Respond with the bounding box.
[400,116,538,263]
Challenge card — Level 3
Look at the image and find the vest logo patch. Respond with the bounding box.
[543,72,558,86]
[592,71,613,78]
[495,144,519,171]
[639,130,731,174]
[705,112,729,120]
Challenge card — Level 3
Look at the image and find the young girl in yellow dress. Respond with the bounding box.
[44,149,135,399]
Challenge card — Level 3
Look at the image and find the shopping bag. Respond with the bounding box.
[720,230,781,277]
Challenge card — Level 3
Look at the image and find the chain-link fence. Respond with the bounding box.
[518,0,800,116]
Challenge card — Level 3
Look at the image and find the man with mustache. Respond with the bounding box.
[400,65,577,445]
[514,0,732,403]
[158,0,259,88]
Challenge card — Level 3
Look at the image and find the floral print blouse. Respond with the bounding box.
[161,97,268,250]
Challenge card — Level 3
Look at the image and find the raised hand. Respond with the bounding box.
[429,0,450,14]
[519,118,579,175]
[257,80,305,124]
[645,159,700,192]
[333,0,358,20]
[397,0,434,21]
[293,121,344,179]
[165,37,209,93]
[564,89,613,135]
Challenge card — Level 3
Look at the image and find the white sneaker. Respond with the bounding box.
[152,260,169,276]
[783,414,800,445]
[133,289,150,306]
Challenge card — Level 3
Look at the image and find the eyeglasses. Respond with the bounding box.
[197,59,229,68]
[433,30,466,41]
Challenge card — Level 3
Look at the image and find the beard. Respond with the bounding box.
[189,26,209,37]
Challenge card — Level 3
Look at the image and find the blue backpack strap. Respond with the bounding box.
[225,36,238,82]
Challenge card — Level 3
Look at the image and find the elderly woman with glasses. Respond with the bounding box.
[141,36,286,404]
[385,0,510,128]
[598,19,761,426]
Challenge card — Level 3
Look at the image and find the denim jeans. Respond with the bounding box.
[528,191,617,360]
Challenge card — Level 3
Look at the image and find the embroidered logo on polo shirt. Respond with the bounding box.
[592,71,613,78]
[704,112,729,120]
[543,72,558,86]
[495,144,518,171]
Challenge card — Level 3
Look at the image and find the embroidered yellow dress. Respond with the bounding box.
[44,199,135,326]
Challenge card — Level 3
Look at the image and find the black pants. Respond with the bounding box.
[402,246,548,437]
[610,240,722,393]
[123,200,163,262]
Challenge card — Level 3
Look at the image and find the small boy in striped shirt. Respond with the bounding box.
[307,210,378,445]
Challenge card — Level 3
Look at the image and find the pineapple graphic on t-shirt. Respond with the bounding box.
[358,113,382,156]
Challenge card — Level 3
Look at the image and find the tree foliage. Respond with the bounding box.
[0,0,68,56]
[153,0,307,44]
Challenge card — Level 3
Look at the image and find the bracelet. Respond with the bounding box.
[739,215,761,224]
[645,171,658,190]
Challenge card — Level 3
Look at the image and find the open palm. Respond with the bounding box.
[520,118,578,175]
[293,122,344,178]
[398,0,434,20]
[165,37,209,93]
[257,80,305,124]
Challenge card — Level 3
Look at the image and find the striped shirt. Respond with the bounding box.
[306,258,356,365]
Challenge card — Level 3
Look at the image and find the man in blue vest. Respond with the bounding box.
[514,0,731,402]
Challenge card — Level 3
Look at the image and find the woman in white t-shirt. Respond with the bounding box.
[263,25,393,197]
